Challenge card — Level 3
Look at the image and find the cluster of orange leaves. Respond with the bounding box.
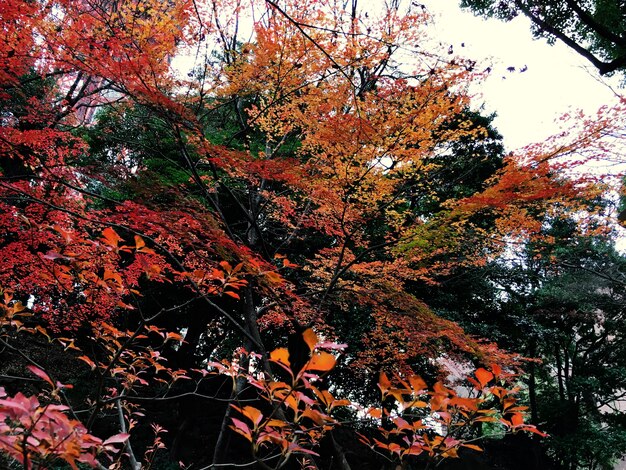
[0,270,544,469]
[208,329,544,466]
[359,365,546,463]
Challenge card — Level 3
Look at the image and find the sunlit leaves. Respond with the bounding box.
[362,365,545,465]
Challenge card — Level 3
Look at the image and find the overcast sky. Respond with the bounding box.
[421,0,622,151]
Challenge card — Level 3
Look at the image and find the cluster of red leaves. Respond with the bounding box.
[0,387,104,469]
[0,192,291,330]
[0,375,128,470]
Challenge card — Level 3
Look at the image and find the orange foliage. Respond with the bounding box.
[0,0,620,467]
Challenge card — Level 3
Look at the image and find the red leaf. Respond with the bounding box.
[27,365,54,387]
[103,433,130,446]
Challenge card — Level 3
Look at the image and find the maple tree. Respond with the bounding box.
[0,0,622,468]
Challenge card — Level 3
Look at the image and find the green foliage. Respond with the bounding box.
[460,0,626,76]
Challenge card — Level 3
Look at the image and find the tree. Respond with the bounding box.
[517,223,626,470]
[428,205,626,469]
[0,0,614,468]
[459,0,626,76]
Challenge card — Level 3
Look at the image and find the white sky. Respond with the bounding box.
[421,0,623,151]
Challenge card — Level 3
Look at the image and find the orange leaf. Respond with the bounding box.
[302,408,327,425]
[219,260,232,272]
[462,444,483,452]
[475,368,494,388]
[242,406,263,427]
[135,235,156,254]
[510,412,524,427]
[224,290,240,300]
[165,332,184,343]
[270,348,290,367]
[302,328,318,351]
[134,235,145,250]
[379,371,391,395]
[409,375,427,393]
[77,356,97,370]
[307,351,336,372]
[101,227,123,247]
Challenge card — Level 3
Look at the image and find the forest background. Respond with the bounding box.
[1,0,626,469]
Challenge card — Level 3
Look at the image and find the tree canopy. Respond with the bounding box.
[0,0,624,469]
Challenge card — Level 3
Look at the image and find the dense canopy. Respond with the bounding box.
[0,0,625,469]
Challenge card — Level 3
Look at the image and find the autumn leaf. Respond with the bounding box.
[270,347,291,367]
[264,271,282,285]
[230,418,253,442]
[474,368,494,388]
[27,365,54,387]
[77,356,97,370]
[307,351,336,372]
[101,227,123,248]
[302,328,318,351]
[103,433,130,446]
[241,405,264,428]
[134,235,155,254]
[379,371,391,396]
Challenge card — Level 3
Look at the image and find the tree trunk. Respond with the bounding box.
[528,353,539,424]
